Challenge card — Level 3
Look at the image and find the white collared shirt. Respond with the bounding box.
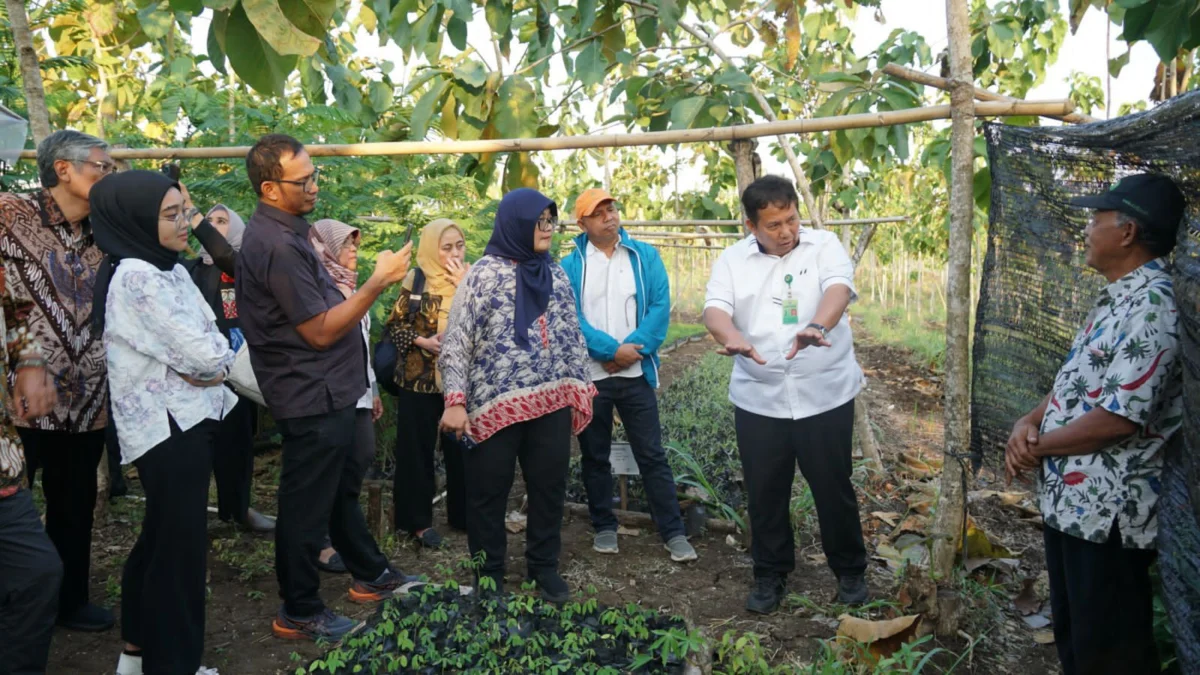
[104,260,238,462]
[704,229,863,420]
[582,241,643,381]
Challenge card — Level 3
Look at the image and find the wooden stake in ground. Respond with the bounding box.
[931,0,975,582]
[4,0,51,144]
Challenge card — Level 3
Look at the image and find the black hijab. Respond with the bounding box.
[90,170,182,332]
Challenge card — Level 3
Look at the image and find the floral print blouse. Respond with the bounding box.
[0,265,44,498]
[387,288,445,395]
[1039,258,1183,549]
[439,256,595,443]
[104,260,238,463]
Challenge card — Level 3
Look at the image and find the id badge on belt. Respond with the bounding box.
[782,273,799,325]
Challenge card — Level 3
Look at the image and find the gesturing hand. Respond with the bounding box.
[613,343,644,369]
[785,326,831,360]
[716,335,766,365]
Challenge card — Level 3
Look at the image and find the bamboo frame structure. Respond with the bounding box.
[882,63,1099,125]
[14,100,1074,161]
[354,216,910,228]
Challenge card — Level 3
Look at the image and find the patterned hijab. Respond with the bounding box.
[402,218,464,333]
[311,218,360,298]
[200,204,245,266]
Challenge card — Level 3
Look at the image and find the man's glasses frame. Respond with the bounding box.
[76,160,117,175]
[273,167,321,191]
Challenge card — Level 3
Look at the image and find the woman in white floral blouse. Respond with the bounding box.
[91,170,237,675]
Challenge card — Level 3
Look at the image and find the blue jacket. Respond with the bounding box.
[561,228,670,389]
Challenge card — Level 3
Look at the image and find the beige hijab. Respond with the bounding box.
[402,218,464,333]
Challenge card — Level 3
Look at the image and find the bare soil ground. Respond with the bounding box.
[46,330,1060,673]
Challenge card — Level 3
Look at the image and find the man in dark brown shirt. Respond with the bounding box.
[236,134,415,642]
[0,129,116,632]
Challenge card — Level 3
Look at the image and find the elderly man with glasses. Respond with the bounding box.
[236,134,418,642]
[0,129,119,633]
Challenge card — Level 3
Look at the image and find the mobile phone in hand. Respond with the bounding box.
[402,222,416,245]
[460,435,478,450]
[160,163,181,181]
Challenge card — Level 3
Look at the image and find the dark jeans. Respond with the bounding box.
[121,420,216,675]
[212,395,256,522]
[393,389,467,533]
[1044,523,1159,675]
[734,401,867,579]
[0,489,63,674]
[276,406,388,616]
[20,427,105,615]
[578,376,684,542]
[465,408,571,575]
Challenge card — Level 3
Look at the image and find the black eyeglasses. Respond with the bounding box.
[536,215,558,232]
[76,160,117,175]
[274,167,320,191]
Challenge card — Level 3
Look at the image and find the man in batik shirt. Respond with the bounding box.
[0,255,63,671]
[0,130,116,631]
[1006,173,1187,675]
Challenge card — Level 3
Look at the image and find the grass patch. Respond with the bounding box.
[664,322,706,345]
[850,301,944,372]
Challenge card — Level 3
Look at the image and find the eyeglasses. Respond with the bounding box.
[536,215,559,232]
[76,160,117,175]
[274,167,320,191]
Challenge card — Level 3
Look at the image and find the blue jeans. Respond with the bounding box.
[578,376,685,542]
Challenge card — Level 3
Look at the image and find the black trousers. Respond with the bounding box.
[211,395,256,522]
[734,401,867,579]
[321,408,377,552]
[276,405,388,617]
[1044,523,1159,675]
[393,389,467,533]
[578,376,685,542]
[0,488,63,675]
[466,408,570,575]
[20,427,105,615]
[121,420,216,675]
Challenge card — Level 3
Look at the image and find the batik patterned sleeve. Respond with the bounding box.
[1094,284,1180,426]
[438,265,479,409]
[2,268,42,372]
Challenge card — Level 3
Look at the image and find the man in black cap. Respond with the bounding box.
[1005,173,1186,675]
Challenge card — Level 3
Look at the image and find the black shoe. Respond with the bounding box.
[529,570,570,605]
[57,603,115,632]
[315,551,348,574]
[745,576,786,615]
[413,528,444,549]
[837,574,868,605]
[240,508,276,534]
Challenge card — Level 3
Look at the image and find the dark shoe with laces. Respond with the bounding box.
[57,603,115,632]
[529,569,570,605]
[315,551,347,574]
[413,528,444,549]
[272,607,364,642]
[745,575,787,615]
[837,574,868,605]
[348,566,424,604]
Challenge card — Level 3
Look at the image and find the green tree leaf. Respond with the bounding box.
[206,13,227,75]
[224,2,299,96]
[278,0,337,38]
[170,0,204,12]
[243,0,323,56]
[575,39,606,87]
[448,16,468,50]
[669,96,706,129]
[369,80,393,112]
[712,65,753,93]
[410,77,450,139]
[576,0,597,34]
[453,60,490,90]
[137,2,174,40]
[635,16,659,48]
[492,76,538,138]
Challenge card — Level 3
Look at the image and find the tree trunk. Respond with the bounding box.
[5,0,51,144]
[852,224,879,267]
[931,0,975,582]
[727,138,758,234]
[854,398,883,475]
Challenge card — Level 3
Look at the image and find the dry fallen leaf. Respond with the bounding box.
[1013,577,1041,615]
[837,614,923,659]
[504,510,527,534]
[962,518,1016,559]
[871,511,902,527]
[894,514,928,536]
[1022,613,1052,629]
[616,526,641,537]
[1033,630,1056,644]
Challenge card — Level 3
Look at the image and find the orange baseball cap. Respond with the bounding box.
[574,188,617,220]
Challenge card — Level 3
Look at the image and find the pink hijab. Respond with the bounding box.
[310,219,359,298]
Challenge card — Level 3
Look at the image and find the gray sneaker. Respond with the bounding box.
[593,530,619,554]
[665,535,698,562]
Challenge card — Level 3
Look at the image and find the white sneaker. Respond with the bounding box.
[196,668,220,675]
[115,653,142,675]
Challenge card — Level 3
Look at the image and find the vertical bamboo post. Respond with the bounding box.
[931,0,975,582]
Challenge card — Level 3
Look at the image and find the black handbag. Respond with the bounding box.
[373,269,424,397]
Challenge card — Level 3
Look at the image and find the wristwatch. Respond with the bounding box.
[805,322,829,339]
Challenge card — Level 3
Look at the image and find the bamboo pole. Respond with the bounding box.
[358,216,910,227]
[881,63,1098,124]
[931,0,975,584]
[14,101,1074,161]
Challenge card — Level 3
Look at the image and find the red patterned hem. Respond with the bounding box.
[466,380,597,443]
[0,485,19,499]
[445,391,467,408]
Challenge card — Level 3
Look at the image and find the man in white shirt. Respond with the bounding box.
[562,188,697,563]
[704,175,867,614]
